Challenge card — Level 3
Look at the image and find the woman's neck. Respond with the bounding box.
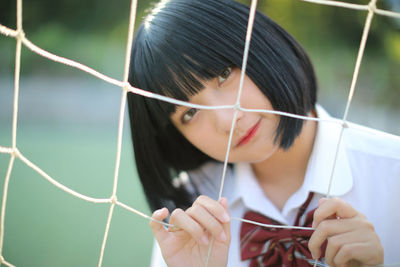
[251,113,317,210]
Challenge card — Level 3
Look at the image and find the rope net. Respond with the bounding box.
[0,0,399,266]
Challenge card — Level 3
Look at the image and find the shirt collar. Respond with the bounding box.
[306,105,353,196]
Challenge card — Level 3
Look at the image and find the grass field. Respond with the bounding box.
[0,76,153,267]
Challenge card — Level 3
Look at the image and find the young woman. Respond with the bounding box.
[127,0,400,266]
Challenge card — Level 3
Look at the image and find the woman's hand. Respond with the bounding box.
[309,198,383,267]
[150,195,231,267]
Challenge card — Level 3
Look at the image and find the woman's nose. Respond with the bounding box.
[213,107,244,134]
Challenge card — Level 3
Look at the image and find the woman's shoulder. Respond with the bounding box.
[345,122,400,161]
[316,104,400,160]
[342,122,400,189]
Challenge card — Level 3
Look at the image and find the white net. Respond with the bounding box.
[1,0,400,266]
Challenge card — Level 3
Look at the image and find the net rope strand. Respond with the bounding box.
[301,0,400,19]
[0,157,16,267]
[325,0,377,200]
[98,0,139,265]
[0,0,400,266]
[205,0,259,265]
[0,147,13,154]
[0,0,22,264]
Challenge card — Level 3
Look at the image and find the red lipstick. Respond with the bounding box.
[236,120,261,147]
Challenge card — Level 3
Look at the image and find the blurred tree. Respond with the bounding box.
[1,0,399,108]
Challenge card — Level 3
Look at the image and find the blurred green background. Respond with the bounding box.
[0,0,399,266]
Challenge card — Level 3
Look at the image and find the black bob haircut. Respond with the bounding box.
[127,0,317,211]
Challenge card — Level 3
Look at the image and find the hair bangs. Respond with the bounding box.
[130,0,255,122]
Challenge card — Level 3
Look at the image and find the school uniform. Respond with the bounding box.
[151,105,400,266]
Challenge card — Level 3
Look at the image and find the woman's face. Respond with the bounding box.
[170,67,280,163]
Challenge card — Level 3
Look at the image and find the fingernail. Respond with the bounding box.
[312,221,316,228]
[312,251,320,260]
[219,232,227,242]
[153,209,163,217]
[221,213,230,223]
[201,235,209,245]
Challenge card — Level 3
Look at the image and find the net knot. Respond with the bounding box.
[11,147,21,158]
[368,1,377,13]
[234,103,241,110]
[16,29,26,40]
[110,195,118,205]
[122,82,131,92]
[342,121,349,129]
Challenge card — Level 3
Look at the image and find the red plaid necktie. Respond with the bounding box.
[240,193,326,266]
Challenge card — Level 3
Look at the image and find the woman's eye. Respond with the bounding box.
[181,108,198,124]
[218,67,232,85]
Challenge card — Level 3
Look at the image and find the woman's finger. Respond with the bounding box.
[219,197,231,243]
[323,230,366,266]
[310,218,381,265]
[309,216,366,259]
[149,207,170,244]
[193,195,230,223]
[312,197,358,228]
[169,208,209,245]
[186,204,227,243]
[219,197,228,210]
[332,241,383,266]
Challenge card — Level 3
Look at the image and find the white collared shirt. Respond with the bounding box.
[151,106,400,266]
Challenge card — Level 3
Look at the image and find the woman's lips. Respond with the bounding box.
[236,120,261,147]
